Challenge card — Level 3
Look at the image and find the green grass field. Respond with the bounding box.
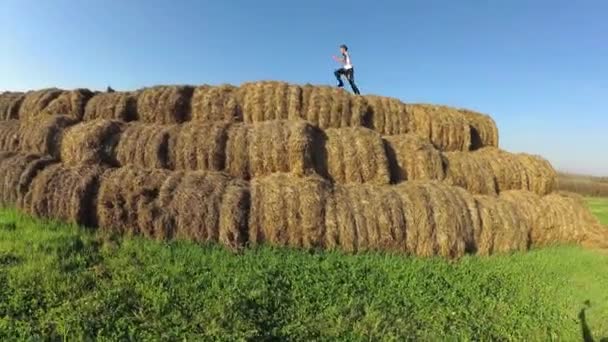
[587,197,608,225]
[0,203,607,340]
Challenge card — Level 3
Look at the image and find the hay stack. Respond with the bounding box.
[383,134,445,182]
[84,91,138,121]
[18,88,65,122]
[0,120,21,152]
[226,120,318,179]
[0,92,25,120]
[0,152,55,207]
[97,167,171,235]
[459,109,499,149]
[406,104,471,152]
[23,164,104,226]
[137,85,194,124]
[322,127,390,184]
[191,85,241,122]
[249,174,331,249]
[365,95,410,135]
[60,120,124,166]
[42,89,95,120]
[443,151,497,195]
[240,81,301,123]
[172,121,229,172]
[19,115,78,158]
[300,85,370,129]
[115,123,180,169]
[154,171,249,248]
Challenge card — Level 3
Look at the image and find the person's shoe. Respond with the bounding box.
[337,82,344,88]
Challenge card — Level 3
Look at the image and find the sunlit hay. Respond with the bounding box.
[172,121,229,172]
[517,153,557,196]
[190,85,241,122]
[406,104,471,152]
[60,120,125,166]
[115,123,180,169]
[97,167,171,236]
[249,173,331,249]
[226,120,317,179]
[0,152,55,208]
[459,108,499,149]
[24,164,105,226]
[154,171,250,249]
[18,88,64,122]
[443,151,497,195]
[300,85,370,129]
[19,115,78,158]
[364,95,409,135]
[240,81,302,123]
[84,91,138,121]
[473,195,530,255]
[383,134,445,182]
[0,120,21,152]
[137,85,194,124]
[43,89,95,120]
[322,127,390,184]
[0,92,25,120]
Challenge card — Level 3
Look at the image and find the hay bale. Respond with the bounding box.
[116,123,180,169]
[249,173,331,249]
[322,127,390,184]
[60,120,125,166]
[240,81,301,123]
[172,121,229,172]
[226,120,318,179]
[191,85,241,122]
[23,164,104,226]
[383,134,445,182]
[406,104,471,152]
[18,88,65,122]
[19,115,78,158]
[43,89,95,120]
[0,120,21,152]
[0,92,25,120]
[364,95,409,135]
[137,85,194,124]
[84,91,138,121]
[459,109,499,149]
[153,171,250,248]
[0,152,56,207]
[97,167,171,235]
[300,85,370,129]
[443,151,497,195]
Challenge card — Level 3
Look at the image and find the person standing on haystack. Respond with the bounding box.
[332,44,361,95]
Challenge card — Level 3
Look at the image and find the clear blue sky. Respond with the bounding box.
[1,1,606,175]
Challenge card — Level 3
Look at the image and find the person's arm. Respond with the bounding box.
[332,55,345,64]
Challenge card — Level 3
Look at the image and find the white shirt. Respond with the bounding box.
[343,52,353,70]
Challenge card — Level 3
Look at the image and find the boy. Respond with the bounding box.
[333,44,360,95]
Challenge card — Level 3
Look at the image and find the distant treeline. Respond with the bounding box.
[557,172,608,197]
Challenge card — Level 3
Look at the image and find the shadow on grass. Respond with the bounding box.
[580,300,607,342]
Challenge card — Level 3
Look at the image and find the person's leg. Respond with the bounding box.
[346,68,360,94]
[334,68,345,87]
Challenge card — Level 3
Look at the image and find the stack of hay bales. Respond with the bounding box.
[0,81,603,258]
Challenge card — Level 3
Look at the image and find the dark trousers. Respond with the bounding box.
[334,68,360,94]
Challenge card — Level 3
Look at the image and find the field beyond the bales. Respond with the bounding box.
[0,206,607,341]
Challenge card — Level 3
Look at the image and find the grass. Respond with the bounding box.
[0,207,607,340]
[587,197,608,225]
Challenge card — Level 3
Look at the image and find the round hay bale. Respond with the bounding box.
[443,151,497,195]
[137,85,194,124]
[226,120,318,179]
[364,95,409,135]
[249,173,331,249]
[23,164,104,226]
[406,104,471,152]
[459,109,499,149]
[0,92,25,120]
[43,89,95,120]
[322,127,390,184]
[240,81,301,123]
[0,120,21,152]
[60,120,125,166]
[300,85,370,129]
[383,134,445,182]
[517,153,556,195]
[97,167,171,236]
[18,88,65,122]
[19,115,78,158]
[116,123,180,169]
[172,121,229,172]
[0,152,55,207]
[154,171,250,249]
[84,91,138,121]
[191,85,241,122]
